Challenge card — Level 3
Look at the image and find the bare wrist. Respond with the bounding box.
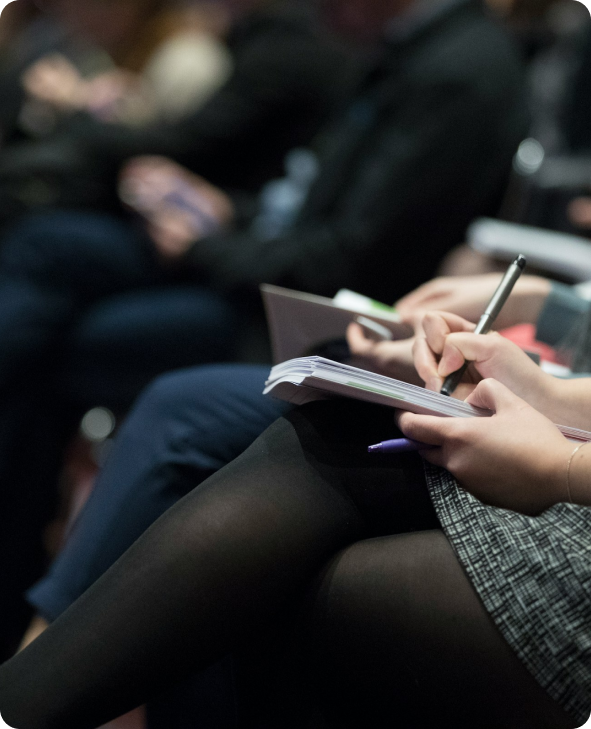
[565,441,591,506]
[516,276,551,324]
[522,363,561,419]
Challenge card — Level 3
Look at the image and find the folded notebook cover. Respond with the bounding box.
[260,284,409,364]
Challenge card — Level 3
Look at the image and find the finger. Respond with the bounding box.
[421,312,452,357]
[412,335,442,391]
[416,447,448,469]
[396,411,454,446]
[437,339,467,379]
[423,310,475,344]
[436,331,519,378]
[421,312,476,370]
[464,378,521,413]
[346,322,374,354]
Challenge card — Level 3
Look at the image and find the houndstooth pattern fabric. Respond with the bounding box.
[424,462,591,725]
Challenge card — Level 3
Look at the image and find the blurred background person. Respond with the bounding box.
[0,0,232,147]
[0,0,354,225]
[0,0,356,662]
[438,0,591,275]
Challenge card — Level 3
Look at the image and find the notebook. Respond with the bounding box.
[264,356,591,443]
[260,284,410,364]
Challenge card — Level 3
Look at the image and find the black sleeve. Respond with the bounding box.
[185,77,522,298]
[61,13,352,192]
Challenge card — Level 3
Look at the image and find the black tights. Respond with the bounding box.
[0,401,576,729]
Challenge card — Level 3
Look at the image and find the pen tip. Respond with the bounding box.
[515,254,526,270]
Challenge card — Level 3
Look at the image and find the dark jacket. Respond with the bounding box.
[187,0,529,302]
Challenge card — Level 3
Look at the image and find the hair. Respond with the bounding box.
[109,0,183,72]
[487,0,559,21]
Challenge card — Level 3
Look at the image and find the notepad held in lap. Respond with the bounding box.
[264,356,591,443]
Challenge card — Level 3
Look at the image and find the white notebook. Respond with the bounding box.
[264,356,591,443]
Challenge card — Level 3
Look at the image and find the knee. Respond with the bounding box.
[126,365,240,432]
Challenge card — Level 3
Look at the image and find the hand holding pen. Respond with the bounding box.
[440,255,526,396]
[367,256,548,454]
[410,256,528,399]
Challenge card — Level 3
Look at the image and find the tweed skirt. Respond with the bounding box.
[424,463,591,725]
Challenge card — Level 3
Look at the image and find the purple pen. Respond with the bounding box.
[368,438,435,454]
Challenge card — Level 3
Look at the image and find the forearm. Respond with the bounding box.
[541,376,591,432]
[184,224,356,297]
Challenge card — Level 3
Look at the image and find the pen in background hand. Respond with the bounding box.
[440,254,527,397]
[354,315,393,341]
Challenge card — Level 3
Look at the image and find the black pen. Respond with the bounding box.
[440,254,527,397]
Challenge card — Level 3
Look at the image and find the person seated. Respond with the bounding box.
[0,0,231,149]
[0,0,356,658]
[0,0,528,660]
[17,269,571,727]
[20,1,233,127]
[23,269,590,645]
[2,290,591,727]
[0,0,353,221]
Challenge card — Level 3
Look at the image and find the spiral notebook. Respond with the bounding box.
[264,356,591,443]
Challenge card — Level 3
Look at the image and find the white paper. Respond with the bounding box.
[264,357,591,443]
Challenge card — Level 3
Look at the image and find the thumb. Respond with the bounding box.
[346,322,372,354]
[465,378,521,414]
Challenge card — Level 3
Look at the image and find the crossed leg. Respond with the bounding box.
[0,401,576,729]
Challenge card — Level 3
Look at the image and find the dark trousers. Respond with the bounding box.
[0,211,240,656]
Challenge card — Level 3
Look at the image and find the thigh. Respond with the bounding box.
[27,364,287,622]
[283,400,439,536]
[0,210,161,294]
[302,530,576,729]
[62,287,241,410]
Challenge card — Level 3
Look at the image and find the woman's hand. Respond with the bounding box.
[397,379,573,515]
[346,322,423,385]
[395,274,550,329]
[413,310,558,414]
